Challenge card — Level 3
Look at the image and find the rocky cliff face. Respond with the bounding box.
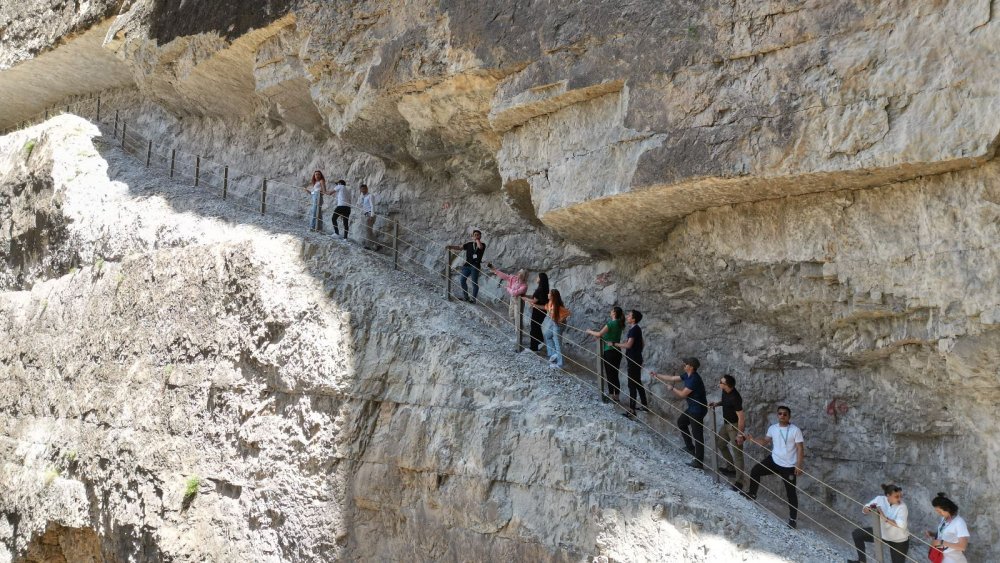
[2,0,999,561]
[0,118,844,562]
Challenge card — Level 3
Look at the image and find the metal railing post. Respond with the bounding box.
[392,220,399,270]
[598,339,608,403]
[96,95,101,122]
[445,249,452,301]
[170,149,176,177]
[222,166,228,199]
[711,407,720,484]
[44,108,48,119]
[514,299,524,352]
[260,178,267,214]
[121,121,127,148]
[870,511,885,563]
[113,111,119,139]
[146,140,152,167]
[195,156,201,187]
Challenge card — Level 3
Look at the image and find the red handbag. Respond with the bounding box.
[928,545,944,563]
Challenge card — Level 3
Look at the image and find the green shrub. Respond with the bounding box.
[44,467,59,486]
[23,139,36,160]
[184,475,201,501]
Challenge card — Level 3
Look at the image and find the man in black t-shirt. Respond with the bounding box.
[613,310,647,419]
[652,357,708,469]
[709,374,746,488]
[447,230,486,303]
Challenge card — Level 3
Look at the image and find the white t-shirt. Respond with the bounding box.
[864,495,909,542]
[361,193,375,215]
[766,423,804,468]
[310,181,323,195]
[938,515,970,563]
[333,184,351,207]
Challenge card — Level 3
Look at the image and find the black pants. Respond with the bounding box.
[851,527,909,563]
[602,348,622,396]
[528,307,546,350]
[678,410,707,462]
[625,358,646,411]
[332,205,351,236]
[747,456,798,521]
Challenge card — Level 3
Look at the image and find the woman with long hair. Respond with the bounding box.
[925,493,970,563]
[521,273,549,352]
[540,289,570,369]
[586,306,625,401]
[848,483,909,563]
[304,170,326,231]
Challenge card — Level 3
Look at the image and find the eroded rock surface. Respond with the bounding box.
[2,0,1000,561]
[0,118,843,562]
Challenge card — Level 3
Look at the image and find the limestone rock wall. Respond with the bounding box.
[0,118,844,562]
[2,0,1000,561]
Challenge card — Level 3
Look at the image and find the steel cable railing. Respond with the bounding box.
[7,103,942,562]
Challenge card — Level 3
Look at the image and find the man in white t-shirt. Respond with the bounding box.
[359,184,377,250]
[742,405,805,529]
[329,179,352,239]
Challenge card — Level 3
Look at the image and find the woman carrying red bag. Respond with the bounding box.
[925,493,970,563]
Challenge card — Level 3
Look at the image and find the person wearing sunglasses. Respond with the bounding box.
[742,405,805,529]
[848,483,910,563]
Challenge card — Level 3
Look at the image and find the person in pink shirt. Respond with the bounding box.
[489,265,528,323]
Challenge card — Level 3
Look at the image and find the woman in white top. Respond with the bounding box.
[304,170,326,232]
[926,493,970,563]
[848,483,909,563]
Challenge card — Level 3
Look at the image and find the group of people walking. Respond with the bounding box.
[304,170,378,249]
[443,228,973,562]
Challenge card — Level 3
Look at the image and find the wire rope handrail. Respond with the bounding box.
[8,101,944,562]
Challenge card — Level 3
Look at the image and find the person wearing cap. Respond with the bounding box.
[651,357,708,469]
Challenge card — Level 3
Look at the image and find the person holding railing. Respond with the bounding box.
[585,306,625,403]
[330,179,352,239]
[709,374,745,487]
[742,405,805,529]
[304,170,326,231]
[611,310,647,419]
[848,483,910,563]
[521,273,549,352]
[651,358,708,469]
[359,184,377,250]
[925,493,970,563]
[489,264,528,326]
[446,230,486,303]
[540,289,570,369]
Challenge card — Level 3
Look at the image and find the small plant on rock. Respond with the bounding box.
[182,475,201,508]
[23,139,36,160]
[43,467,59,486]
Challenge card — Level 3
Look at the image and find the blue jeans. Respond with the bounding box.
[543,317,563,367]
[308,192,322,231]
[460,264,480,300]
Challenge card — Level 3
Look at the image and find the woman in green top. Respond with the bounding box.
[586,306,625,402]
